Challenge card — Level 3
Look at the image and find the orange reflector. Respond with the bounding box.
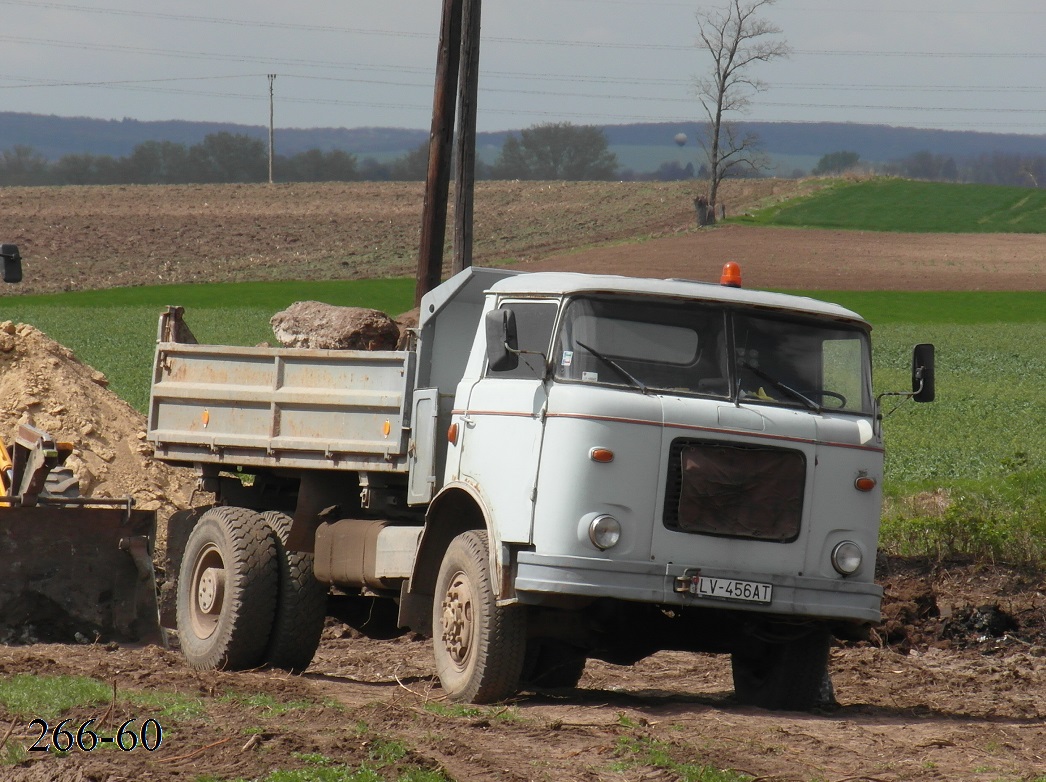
[589,447,614,463]
[720,262,742,287]
[382,419,391,438]
[202,410,210,428]
[447,423,459,445]
[854,476,877,492]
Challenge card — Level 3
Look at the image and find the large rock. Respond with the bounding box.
[270,301,400,350]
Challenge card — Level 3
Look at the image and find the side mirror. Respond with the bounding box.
[912,343,935,403]
[1,244,22,284]
[484,308,519,372]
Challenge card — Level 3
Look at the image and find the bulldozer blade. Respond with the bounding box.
[0,506,164,647]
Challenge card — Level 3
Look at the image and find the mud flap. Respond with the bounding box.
[0,506,163,646]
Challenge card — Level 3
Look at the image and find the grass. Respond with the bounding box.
[738,177,1046,233]
[613,734,751,781]
[207,747,451,782]
[871,321,1046,564]
[782,290,1045,325]
[125,689,207,721]
[0,675,110,720]
[0,675,448,781]
[218,691,319,716]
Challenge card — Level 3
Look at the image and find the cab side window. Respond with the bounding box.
[487,301,558,380]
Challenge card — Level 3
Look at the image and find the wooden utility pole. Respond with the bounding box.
[268,74,276,185]
[415,0,463,307]
[452,0,482,274]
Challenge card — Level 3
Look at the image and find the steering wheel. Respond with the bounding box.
[802,389,847,408]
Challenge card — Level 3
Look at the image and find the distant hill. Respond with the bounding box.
[0,113,430,160]
[602,122,1046,162]
[2,111,1045,175]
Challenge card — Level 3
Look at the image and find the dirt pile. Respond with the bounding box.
[0,321,198,535]
[874,556,1046,656]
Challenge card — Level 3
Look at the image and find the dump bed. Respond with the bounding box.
[148,309,416,473]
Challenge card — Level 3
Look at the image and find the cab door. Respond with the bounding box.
[457,300,559,545]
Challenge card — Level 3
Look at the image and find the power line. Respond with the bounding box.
[9,0,1046,19]
[4,67,1042,98]
[3,35,1044,98]
[0,0,434,39]
[0,73,258,90]
[2,2,1045,58]
[4,71,1043,118]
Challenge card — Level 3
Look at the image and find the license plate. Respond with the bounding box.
[694,576,772,604]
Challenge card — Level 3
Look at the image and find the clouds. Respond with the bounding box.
[0,0,1042,135]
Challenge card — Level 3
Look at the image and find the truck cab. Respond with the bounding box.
[416,269,896,708]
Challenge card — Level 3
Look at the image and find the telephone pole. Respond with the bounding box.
[415,0,463,306]
[268,74,276,185]
[415,0,482,305]
[452,0,482,274]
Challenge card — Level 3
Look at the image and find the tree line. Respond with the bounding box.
[3,124,1043,188]
[0,123,621,187]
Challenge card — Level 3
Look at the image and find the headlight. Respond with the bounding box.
[588,515,621,550]
[831,540,863,576]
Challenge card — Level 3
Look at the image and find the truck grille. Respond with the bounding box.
[663,439,805,542]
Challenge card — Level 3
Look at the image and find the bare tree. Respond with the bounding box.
[695,0,789,223]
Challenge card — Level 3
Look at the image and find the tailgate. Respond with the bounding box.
[148,338,416,472]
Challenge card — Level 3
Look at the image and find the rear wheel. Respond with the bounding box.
[176,506,278,671]
[731,625,832,710]
[259,511,328,673]
[433,530,526,703]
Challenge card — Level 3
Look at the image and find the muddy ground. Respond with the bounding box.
[1,558,1044,782]
[0,181,1044,781]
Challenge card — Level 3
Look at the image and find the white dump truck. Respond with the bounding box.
[149,264,934,709]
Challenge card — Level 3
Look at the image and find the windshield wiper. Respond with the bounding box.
[575,339,647,394]
[740,361,820,412]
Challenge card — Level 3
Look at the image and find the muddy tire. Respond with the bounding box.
[259,511,328,673]
[522,640,586,690]
[731,625,831,710]
[176,506,278,671]
[433,530,526,704]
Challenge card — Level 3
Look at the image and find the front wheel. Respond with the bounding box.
[176,506,278,671]
[731,625,831,710]
[432,530,526,704]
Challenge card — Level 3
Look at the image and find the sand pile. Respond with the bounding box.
[0,321,198,542]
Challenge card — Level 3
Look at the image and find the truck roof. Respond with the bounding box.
[487,270,869,327]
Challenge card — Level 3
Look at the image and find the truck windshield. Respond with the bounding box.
[553,295,873,414]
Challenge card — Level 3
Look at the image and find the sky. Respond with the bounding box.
[1,0,1044,136]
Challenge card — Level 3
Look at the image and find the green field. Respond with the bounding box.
[740,177,1046,233]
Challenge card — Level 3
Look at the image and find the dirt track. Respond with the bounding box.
[0,181,1044,781]
[527,224,1046,291]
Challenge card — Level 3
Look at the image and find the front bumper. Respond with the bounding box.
[513,552,882,624]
